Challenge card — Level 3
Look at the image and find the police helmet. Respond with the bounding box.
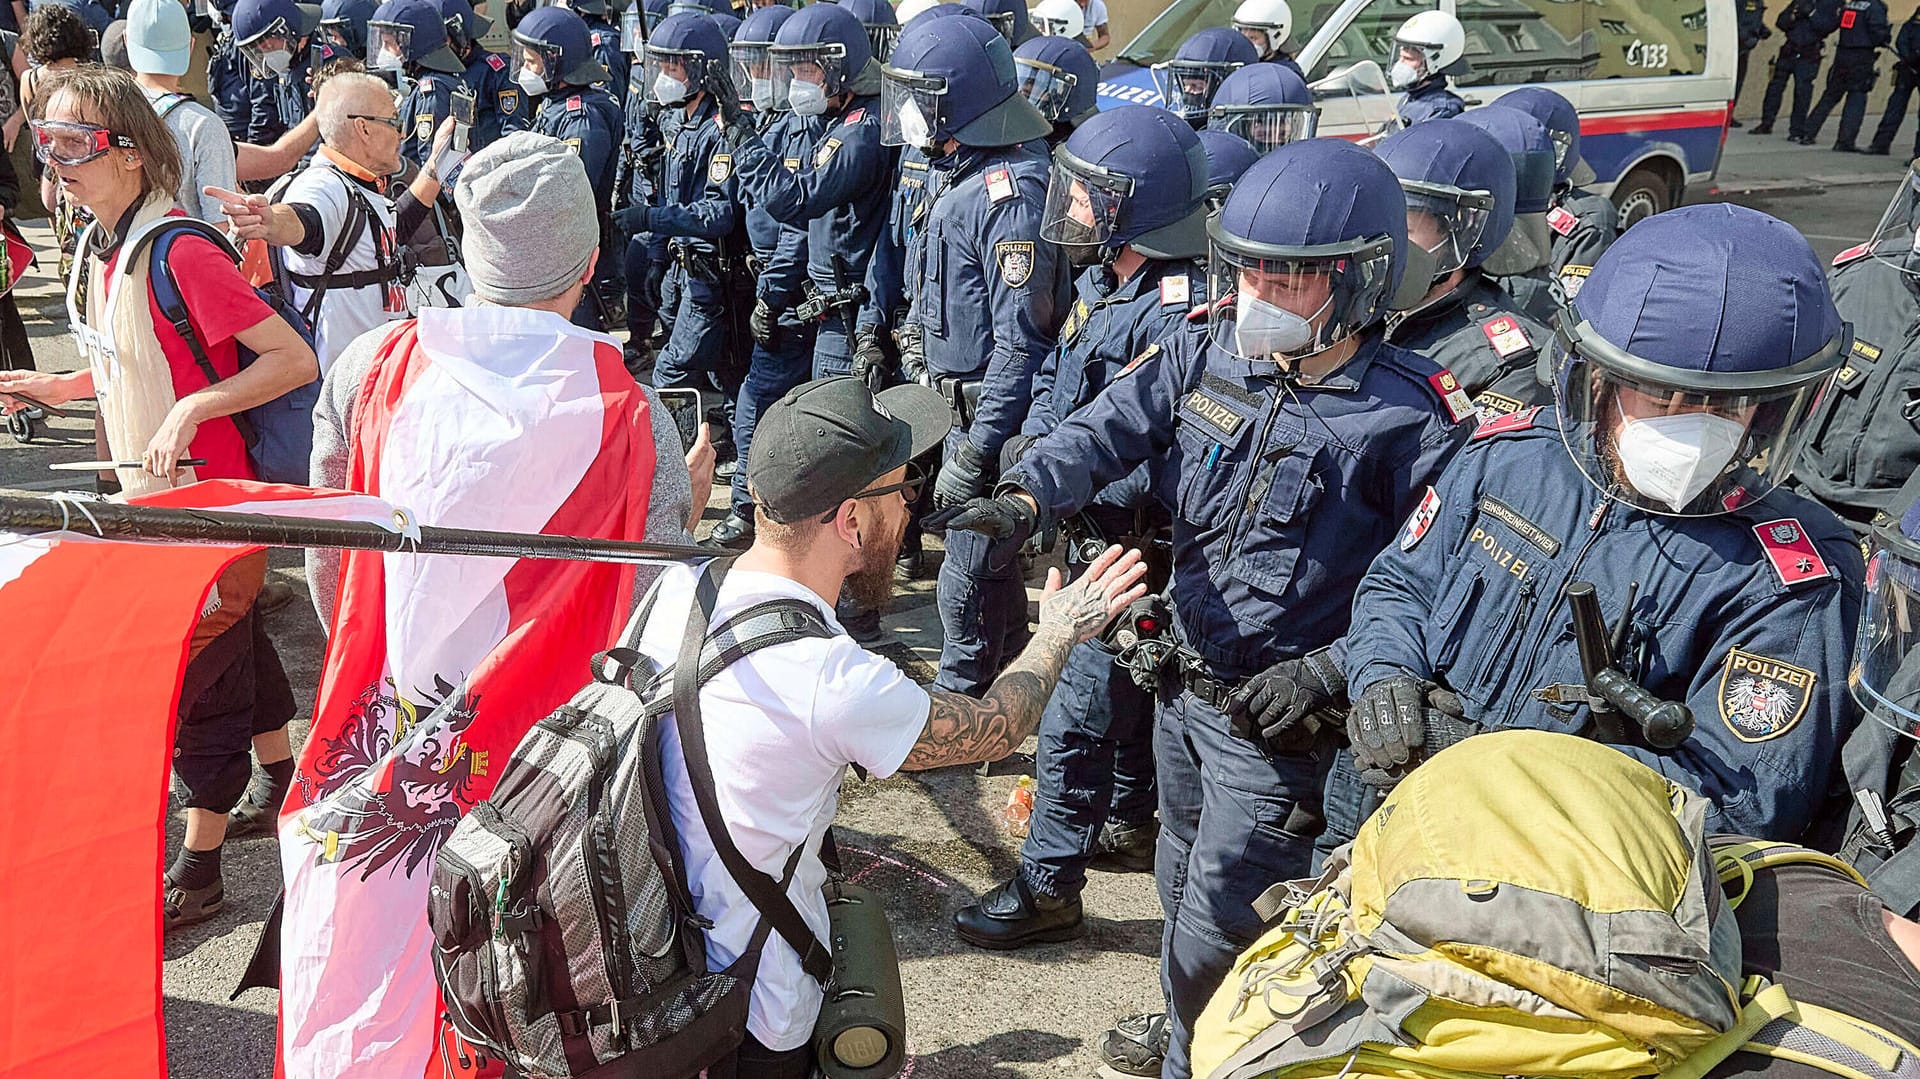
[667,0,728,13]
[563,0,609,18]
[730,2,795,109]
[1195,127,1258,210]
[1390,9,1464,89]
[1376,118,1514,303]
[1014,33,1097,129]
[960,0,1031,46]
[318,0,376,58]
[1042,104,1208,266]
[1207,138,1408,361]
[1231,0,1291,58]
[1029,0,1082,41]
[1855,500,1920,742]
[436,0,489,53]
[1553,204,1848,516]
[882,11,1050,150]
[1487,85,1594,187]
[368,0,463,72]
[1153,27,1257,123]
[834,0,899,62]
[1457,105,1557,275]
[234,0,319,74]
[1207,62,1316,153]
[769,1,870,111]
[512,5,605,89]
[711,10,740,38]
[642,10,730,104]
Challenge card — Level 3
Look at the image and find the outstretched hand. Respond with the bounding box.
[1036,544,1150,648]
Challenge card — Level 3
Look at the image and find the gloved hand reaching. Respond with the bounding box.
[1347,675,1476,787]
[924,493,1038,545]
[611,203,651,234]
[1227,647,1347,753]
[933,439,990,508]
[851,329,892,392]
[750,299,778,346]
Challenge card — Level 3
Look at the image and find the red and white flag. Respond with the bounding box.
[277,308,657,1079]
[0,480,399,1079]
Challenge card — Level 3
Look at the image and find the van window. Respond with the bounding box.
[1589,0,1707,78]
[1453,0,1596,86]
[1304,0,1437,80]
[1114,0,1239,66]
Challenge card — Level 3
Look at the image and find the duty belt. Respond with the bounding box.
[1175,650,1241,709]
[931,375,983,425]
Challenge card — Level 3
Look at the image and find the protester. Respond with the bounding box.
[207,71,460,371]
[0,65,315,929]
[631,375,1147,1076]
[127,0,238,222]
[23,2,97,276]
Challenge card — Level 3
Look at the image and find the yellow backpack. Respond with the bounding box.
[1192,731,1920,1079]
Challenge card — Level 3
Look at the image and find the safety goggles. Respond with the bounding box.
[29,120,136,167]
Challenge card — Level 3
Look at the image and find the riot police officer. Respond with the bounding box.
[1195,128,1257,210]
[618,0,674,371]
[1487,86,1618,322]
[1154,27,1257,127]
[558,0,625,103]
[882,10,1069,690]
[207,0,257,142]
[514,5,625,329]
[319,0,377,57]
[961,0,1033,46]
[1734,0,1770,126]
[1754,0,1843,142]
[1806,0,1891,151]
[937,138,1474,1079]
[837,0,900,62]
[622,12,742,378]
[1324,202,1862,859]
[370,0,468,166]
[1028,0,1083,42]
[1868,6,1920,154]
[1390,9,1467,125]
[949,104,1211,952]
[1014,32,1101,141]
[441,0,529,151]
[233,0,324,134]
[1456,103,1560,324]
[1232,0,1297,76]
[1796,168,1920,530]
[1205,61,1317,154]
[1377,118,1554,421]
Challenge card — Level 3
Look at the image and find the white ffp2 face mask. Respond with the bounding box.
[261,47,292,76]
[1389,58,1422,89]
[1234,293,1320,358]
[788,78,828,116]
[750,76,776,111]
[515,68,548,97]
[897,96,932,148]
[1614,409,1747,512]
[374,46,404,71]
[653,72,690,105]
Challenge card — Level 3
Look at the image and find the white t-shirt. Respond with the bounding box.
[280,156,404,372]
[1080,0,1108,26]
[636,565,931,1051]
[144,88,237,223]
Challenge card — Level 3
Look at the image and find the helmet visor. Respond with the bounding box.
[240,17,298,75]
[1040,149,1130,246]
[1856,524,1920,740]
[644,48,714,102]
[370,20,418,67]
[1208,103,1318,153]
[1205,226,1396,361]
[1016,56,1079,123]
[621,6,643,52]
[982,10,1015,41]
[1866,167,1920,278]
[731,42,777,108]
[1400,179,1495,282]
[880,67,947,148]
[1153,60,1235,119]
[770,44,850,106]
[867,23,898,61]
[1034,14,1077,37]
[1550,326,1842,516]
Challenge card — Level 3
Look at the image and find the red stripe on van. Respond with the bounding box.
[1580,107,1730,136]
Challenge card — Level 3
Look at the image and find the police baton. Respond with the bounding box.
[1565,581,1694,749]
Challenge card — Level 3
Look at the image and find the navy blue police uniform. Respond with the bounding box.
[1869,8,1920,155]
[1806,0,1892,150]
[1758,0,1844,140]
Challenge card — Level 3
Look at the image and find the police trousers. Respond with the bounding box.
[1019,638,1158,899]
[933,427,1028,695]
[731,324,817,519]
[1808,49,1879,145]
[1313,746,1390,871]
[1156,688,1321,1079]
[1762,49,1824,135]
[653,264,730,390]
[812,311,857,380]
[1873,68,1920,151]
[623,231,669,344]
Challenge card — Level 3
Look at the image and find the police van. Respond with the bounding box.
[1096,0,1737,226]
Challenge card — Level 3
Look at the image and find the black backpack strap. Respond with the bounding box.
[276,164,375,326]
[670,557,837,986]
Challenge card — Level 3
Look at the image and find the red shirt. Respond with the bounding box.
[100,211,274,481]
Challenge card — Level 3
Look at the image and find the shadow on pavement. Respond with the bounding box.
[906,1029,1082,1077]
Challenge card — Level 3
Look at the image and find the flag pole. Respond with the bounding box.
[0,490,714,564]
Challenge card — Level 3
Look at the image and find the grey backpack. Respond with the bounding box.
[427,558,837,1078]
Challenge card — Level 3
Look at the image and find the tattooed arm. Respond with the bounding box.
[899,545,1149,771]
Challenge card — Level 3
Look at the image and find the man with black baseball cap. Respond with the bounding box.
[628,376,1150,1074]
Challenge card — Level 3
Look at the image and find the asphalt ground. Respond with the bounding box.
[0,132,1908,1078]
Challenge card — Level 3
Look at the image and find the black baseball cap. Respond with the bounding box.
[748,377,954,523]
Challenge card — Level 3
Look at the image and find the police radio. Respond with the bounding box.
[1101,593,1177,691]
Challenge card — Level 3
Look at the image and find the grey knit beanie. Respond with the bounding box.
[454,132,598,305]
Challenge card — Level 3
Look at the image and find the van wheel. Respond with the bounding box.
[1613,166,1674,228]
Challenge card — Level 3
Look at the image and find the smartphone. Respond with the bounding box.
[449,87,477,128]
[656,387,707,453]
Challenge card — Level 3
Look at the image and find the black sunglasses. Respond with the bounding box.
[349,113,403,131]
[820,460,926,522]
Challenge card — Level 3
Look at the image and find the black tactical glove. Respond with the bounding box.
[750,298,778,346]
[933,439,989,508]
[897,321,928,384]
[851,328,892,392]
[1346,674,1431,774]
[1350,680,1476,788]
[611,203,650,234]
[1228,647,1348,754]
[924,493,1038,545]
